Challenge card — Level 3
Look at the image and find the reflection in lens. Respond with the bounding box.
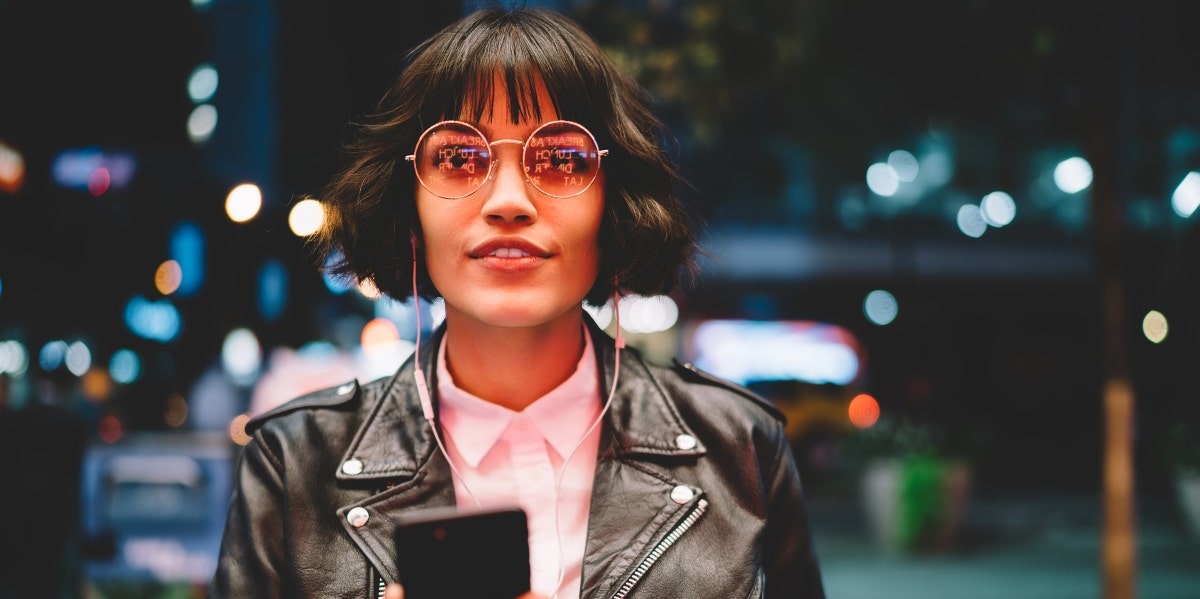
[416,122,491,199]
[526,122,600,198]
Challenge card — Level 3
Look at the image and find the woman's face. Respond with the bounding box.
[415,79,604,331]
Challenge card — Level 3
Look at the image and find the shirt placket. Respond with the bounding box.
[508,414,561,594]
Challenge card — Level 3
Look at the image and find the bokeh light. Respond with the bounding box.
[0,140,26,193]
[99,415,123,444]
[229,413,252,446]
[866,163,900,196]
[164,393,189,428]
[87,167,110,196]
[221,328,262,384]
[225,183,262,223]
[65,341,92,376]
[956,204,987,238]
[361,318,400,354]
[1142,310,1168,344]
[188,104,218,144]
[187,63,219,103]
[0,340,29,376]
[863,290,898,326]
[124,296,182,341]
[1053,156,1093,194]
[155,260,183,295]
[169,221,205,297]
[39,340,69,372]
[617,294,679,334]
[1171,171,1200,218]
[980,191,1016,227]
[81,367,114,402]
[584,300,614,329]
[288,198,324,237]
[109,349,141,384]
[848,393,880,429]
[357,278,381,300]
[887,150,919,183]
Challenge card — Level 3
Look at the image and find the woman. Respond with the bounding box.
[211,6,825,599]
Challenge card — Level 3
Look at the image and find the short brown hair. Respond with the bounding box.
[311,7,699,306]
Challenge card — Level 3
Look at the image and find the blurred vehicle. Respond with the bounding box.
[79,431,233,593]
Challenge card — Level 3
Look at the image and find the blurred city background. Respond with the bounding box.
[1,0,1199,597]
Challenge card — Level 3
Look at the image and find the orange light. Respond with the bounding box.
[848,393,880,429]
[81,367,114,402]
[229,413,252,446]
[361,318,399,349]
[155,260,183,295]
[0,140,25,194]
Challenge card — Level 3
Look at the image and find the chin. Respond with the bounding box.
[455,291,586,329]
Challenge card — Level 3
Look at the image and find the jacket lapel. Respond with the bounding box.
[580,318,709,597]
[334,327,457,584]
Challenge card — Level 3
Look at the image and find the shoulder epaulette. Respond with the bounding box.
[671,359,785,423]
[245,379,361,434]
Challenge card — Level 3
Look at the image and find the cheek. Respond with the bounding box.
[415,194,453,249]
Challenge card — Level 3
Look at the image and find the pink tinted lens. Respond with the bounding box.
[523,122,601,197]
[415,122,492,198]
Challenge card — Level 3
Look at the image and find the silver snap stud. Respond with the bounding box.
[675,434,697,450]
[670,485,694,504]
[341,459,364,475]
[337,382,355,395]
[346,507,370,528]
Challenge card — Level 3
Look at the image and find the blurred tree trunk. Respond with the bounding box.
[1089,3,1138,598]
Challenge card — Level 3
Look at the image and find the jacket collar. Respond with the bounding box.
[335,313,706,484]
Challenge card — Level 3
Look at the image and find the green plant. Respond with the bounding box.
[846,415,982,553]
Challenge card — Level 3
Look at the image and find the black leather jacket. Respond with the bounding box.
[210,318,825,598]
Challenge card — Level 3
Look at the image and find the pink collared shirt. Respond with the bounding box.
[436,330,602,599]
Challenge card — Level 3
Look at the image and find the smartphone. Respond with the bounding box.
[393,505,531,599]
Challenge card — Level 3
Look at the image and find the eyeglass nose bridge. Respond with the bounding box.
[485,138,527,172]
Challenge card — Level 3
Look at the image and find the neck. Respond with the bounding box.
[441,311,587,412]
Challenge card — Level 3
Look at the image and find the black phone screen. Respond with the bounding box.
[393,505,532,599]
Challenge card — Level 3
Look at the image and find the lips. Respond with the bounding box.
[469,238,551,259]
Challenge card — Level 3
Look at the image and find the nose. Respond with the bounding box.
[480,143,537,224]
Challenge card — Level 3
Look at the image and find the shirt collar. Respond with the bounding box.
[435,327,601,468]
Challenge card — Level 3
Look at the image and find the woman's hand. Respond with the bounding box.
[383,582,548,599]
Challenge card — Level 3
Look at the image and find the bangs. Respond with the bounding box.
[414,10,607,129]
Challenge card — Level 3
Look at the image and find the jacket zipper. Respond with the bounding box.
[373,482,397,599]
[608,498,709,599]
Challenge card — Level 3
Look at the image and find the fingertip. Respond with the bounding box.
[384,583,405,599]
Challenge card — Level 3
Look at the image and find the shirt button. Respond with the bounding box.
[675,434,697,450]
[346,507,370,528]
[670,485,694,504]
[337,382,356,395]
[341,459,364,475]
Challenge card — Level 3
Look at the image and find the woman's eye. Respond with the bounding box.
[430,145,486,174]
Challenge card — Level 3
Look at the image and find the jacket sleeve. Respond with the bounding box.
[209,432,288,598]
[763,421,827,598]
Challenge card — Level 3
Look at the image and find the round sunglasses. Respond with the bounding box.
[405,120,608,199]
